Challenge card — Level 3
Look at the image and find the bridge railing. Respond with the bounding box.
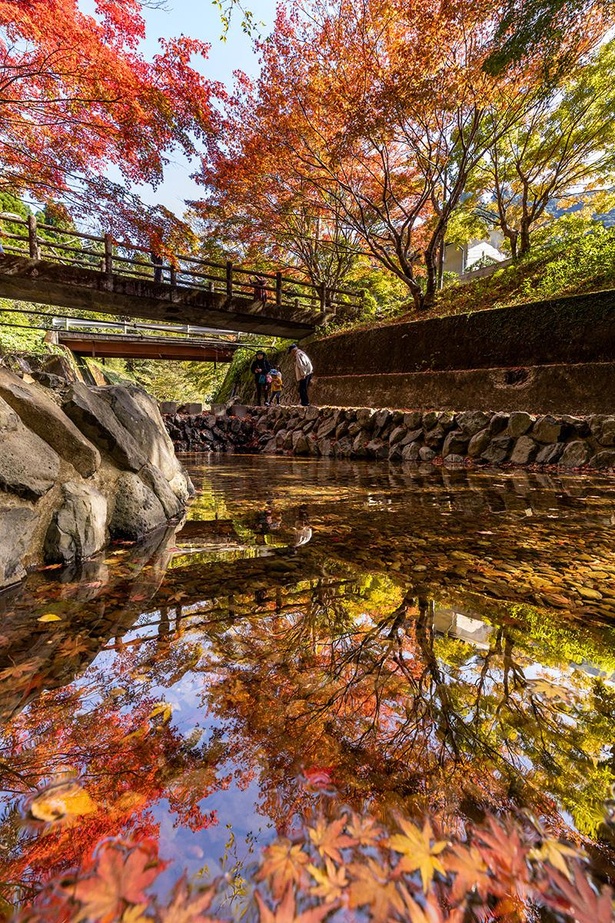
[0,215,363,319]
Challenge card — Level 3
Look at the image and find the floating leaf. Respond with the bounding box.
[37,613,61,622]
[387,818,448,891]
[30,781,97,823]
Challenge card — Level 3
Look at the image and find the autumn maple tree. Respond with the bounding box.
[0,0,215,236]
[198,0,612,311]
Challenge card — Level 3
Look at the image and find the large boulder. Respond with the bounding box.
[94,386,182,481]
[0,505,37,589]
[109,472,167,540]
[62,383,147,472]
[0,396,60,501]
[0,369,100,477]
[139,464,185,519]
[44,482,108,564]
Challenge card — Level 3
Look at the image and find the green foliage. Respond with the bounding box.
[0,298,51,355]
[522,224,615,301]
[110,358,228,403]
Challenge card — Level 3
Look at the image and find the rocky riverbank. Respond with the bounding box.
[0,365,193,591]
[163,404,615,471]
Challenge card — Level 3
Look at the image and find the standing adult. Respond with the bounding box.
[250,350,272,406]
[289,344,313,406]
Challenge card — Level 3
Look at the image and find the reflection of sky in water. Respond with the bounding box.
[1,456,615,900]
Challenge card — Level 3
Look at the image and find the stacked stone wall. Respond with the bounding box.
[163,405,615,472]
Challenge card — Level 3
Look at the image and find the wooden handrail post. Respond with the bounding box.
[170,265,177,287]
[275,271,282,307]
[27,214,39,259]
[104,233,113,279]
[319,281,326,312]
[226,260,233,298]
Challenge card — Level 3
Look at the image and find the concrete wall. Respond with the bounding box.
[306,290,615,415]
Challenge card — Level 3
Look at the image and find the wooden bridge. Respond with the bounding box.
[0,216,362,338]
[53,329,238,362]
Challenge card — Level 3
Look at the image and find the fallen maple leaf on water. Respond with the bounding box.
[255,885,332,923]
[387,818,448,891]
[29,780,97,824]
[65,841,162,923]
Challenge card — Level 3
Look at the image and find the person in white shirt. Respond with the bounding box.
[288,344,314,406]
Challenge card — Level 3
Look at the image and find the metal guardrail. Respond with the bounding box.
[0,215,363,319]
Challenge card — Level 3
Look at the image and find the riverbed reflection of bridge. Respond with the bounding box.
[0,215,362,338]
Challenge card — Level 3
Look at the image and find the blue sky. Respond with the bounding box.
[83,0,277,212]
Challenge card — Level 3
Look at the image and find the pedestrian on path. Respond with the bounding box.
[269,368,283,404]
[250,350,272,406]
[288,344,313,406]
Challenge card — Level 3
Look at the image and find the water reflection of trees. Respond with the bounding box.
[189,575,615,843]
[0,460,614,905]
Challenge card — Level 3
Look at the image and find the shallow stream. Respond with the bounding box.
[1,456,615,919]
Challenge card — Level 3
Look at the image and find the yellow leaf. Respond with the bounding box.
[307,857,347,903]
[149,701,173,724]
[529,839,581,880]
[37,613,62,622]
[387,818,448,891]
[308,816,354,864]
[30,781,97,823]
[122,904,149,923]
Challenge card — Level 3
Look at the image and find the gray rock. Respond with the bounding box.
[305,406,320,421]
[467,428,491,457]
[0,396,60,500]
[292,433,310,455]
[559,440,590,468]
[366,440,389,459]
[594,417,615,447]
[422,411,439,430]
[352,434,367,456]
[159,401,179,414]
[63,383,147,472]
[442,430,470,457]
[419,446,436,462]
[424,425,445,450]
[403,411,422,428]
[444,454,465,466]
[317,416,338,439]
[318,437,333,456]
[356,408,374,428]
[0,505,37,588]
[481,436,512,465]
[347,422,362,437]
[536,443,565,465]
[456,411,490,436]
[334,437,353,457]
[401,442,421,462]
[507,412,533,438]
[139,464,185,519]
[389,425,407,445]
[95,386,182,480]
[109,472,167,540]
[372,409,390,432]
[489,413,509,436]
[588,450,615,469]
[0,369,100,477]
[44,482,107,564]
[400,428,423,446]
[532,415,563,444]
[510,436,538,465]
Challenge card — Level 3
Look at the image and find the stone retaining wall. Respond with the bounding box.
[163,404,615,471]
[223,290,615,414]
